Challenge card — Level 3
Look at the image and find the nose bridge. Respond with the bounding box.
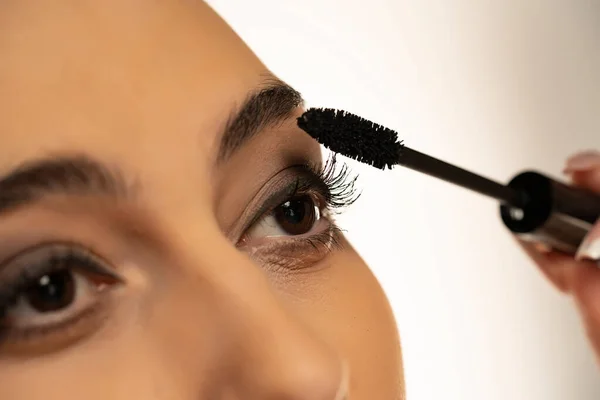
[183,236,346,400]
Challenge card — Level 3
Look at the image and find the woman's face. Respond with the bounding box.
[0,2,403,399]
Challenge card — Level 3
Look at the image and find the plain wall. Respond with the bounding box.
[207,1,600,399]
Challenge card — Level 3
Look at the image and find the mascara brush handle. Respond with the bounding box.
[500,171,600,255]
[399,147,525,207]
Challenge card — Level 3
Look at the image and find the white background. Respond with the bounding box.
[208,1,600,399]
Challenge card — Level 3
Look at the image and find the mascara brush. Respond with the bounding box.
[297,108,600,255]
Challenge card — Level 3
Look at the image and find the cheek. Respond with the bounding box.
[0,275,206,400]
[289,251,404,397]
[0,335,188,400]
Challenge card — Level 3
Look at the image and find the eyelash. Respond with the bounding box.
[0,246,107,302]
[242,155,359,258]
[296,155,359,251]
[304,154,360,213]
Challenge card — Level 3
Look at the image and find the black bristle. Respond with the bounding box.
[297,108,403,170]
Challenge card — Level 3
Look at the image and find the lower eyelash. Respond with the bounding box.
[248,224,344,273]
[301,224,344,252]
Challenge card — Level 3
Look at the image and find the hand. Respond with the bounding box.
[520,150,600,360]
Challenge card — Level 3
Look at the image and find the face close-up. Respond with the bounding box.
[0,1,403,399]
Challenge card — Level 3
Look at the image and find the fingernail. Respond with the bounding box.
[576,237,600,262]
[564,151,600,173]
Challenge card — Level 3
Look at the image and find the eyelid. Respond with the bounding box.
[0,243,122,303]
[237,166,330,237]
[241,226,344,273]
[234,155,358,249]
[242,175,300,233]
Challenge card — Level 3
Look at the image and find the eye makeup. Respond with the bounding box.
[239,155,358,233]
[0,243,122,356]
[237,155,359,270]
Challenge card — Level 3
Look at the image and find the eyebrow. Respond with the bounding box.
[0,79,302,214]
[0,155,129,214]
[217,77,304,163]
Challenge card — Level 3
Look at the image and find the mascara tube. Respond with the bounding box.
[500,171,600,254]
[399,148,600,254]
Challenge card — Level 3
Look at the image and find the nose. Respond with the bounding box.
[229,307,347,399]
[188,245,347,400]
[215,274,347,400]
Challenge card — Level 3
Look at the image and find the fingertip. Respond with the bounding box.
[576,223,600,263]
[564,150,600,173]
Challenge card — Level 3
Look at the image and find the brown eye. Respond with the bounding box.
[0,244,122,355]
[1,248,119,323]
[244,194,327,240]
[273,195,319,235]
[23,270,76,313]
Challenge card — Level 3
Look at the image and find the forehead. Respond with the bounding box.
[0,1,267,172]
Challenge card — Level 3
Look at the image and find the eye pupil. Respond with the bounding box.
[282,200,305,223]
[274,196,318,235]
[24,270,75,313]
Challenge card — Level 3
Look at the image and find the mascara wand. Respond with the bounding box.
[297,108,600,255]
[396,147,525,208]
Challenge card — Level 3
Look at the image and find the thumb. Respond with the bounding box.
[568,262,600,361]
[564,150,600,357]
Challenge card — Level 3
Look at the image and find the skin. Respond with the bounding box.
[0,1,403,399]
[0,1,597,400]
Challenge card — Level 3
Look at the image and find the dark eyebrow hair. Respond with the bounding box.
[217,78,304,163]
[0,155,130,214]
